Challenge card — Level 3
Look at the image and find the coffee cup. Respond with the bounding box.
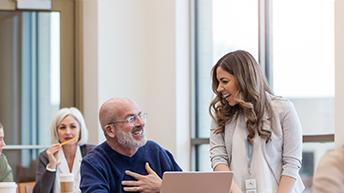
[0,182,17,193]
[60,173,74,193]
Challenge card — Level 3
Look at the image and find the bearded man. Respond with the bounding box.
[80,98,181,193]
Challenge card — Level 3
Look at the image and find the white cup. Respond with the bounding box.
[0,182,17,193]
[60,173,74,193]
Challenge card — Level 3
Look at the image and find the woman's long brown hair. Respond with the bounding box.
[209,50,273,144]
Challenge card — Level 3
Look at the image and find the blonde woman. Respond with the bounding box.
[33,107,95,193]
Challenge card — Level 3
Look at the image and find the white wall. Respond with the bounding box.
[82,0,101,144]
[82,0,191,170]
[335,0,344,147]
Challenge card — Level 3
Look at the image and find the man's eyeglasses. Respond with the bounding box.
[110,113,147,125]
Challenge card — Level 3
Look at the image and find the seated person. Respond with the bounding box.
[313,146,344,193]
[33,108,95,193]
[0,122,13,182]
[80,98,182,193]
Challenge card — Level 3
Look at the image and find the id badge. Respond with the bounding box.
[245,178,257,193]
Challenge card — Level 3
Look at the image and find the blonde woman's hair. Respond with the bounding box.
[50,107,88,145]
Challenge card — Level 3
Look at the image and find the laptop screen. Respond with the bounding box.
[160,171,233,193]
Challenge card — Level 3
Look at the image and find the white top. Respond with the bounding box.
[230,115,277,193]
[53,146,82,193]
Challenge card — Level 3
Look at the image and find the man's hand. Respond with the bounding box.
[122,162,162,193]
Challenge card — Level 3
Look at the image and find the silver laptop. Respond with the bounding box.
[160,171,233,193]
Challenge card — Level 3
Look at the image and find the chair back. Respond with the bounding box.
[16,182,35,193]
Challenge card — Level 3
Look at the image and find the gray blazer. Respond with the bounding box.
[210,93,305,192]
[33,144,95,193]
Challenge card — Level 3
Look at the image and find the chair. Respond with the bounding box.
[16,160,37,182]
[16,181,35,193]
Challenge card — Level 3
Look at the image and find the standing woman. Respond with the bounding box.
[209,50,304,193]
[33,107,95,193]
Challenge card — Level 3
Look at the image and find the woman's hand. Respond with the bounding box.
[276,176,296,193]
[230,184,244,193]
[214,164,244,193]
[46,143,62,169]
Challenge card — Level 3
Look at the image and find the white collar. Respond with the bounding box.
[57,146,82,173]
[54,146,82,193]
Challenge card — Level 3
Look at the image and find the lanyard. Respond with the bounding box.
[246,141,254,176]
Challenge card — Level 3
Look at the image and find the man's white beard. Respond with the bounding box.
[116,128,147,149]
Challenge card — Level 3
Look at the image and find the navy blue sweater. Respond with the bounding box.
[80,141,182,193]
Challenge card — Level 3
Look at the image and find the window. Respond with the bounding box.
[193,0,335,191]
[0,11,60,182]
[194,0,259,139]
[272,0,335,136]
